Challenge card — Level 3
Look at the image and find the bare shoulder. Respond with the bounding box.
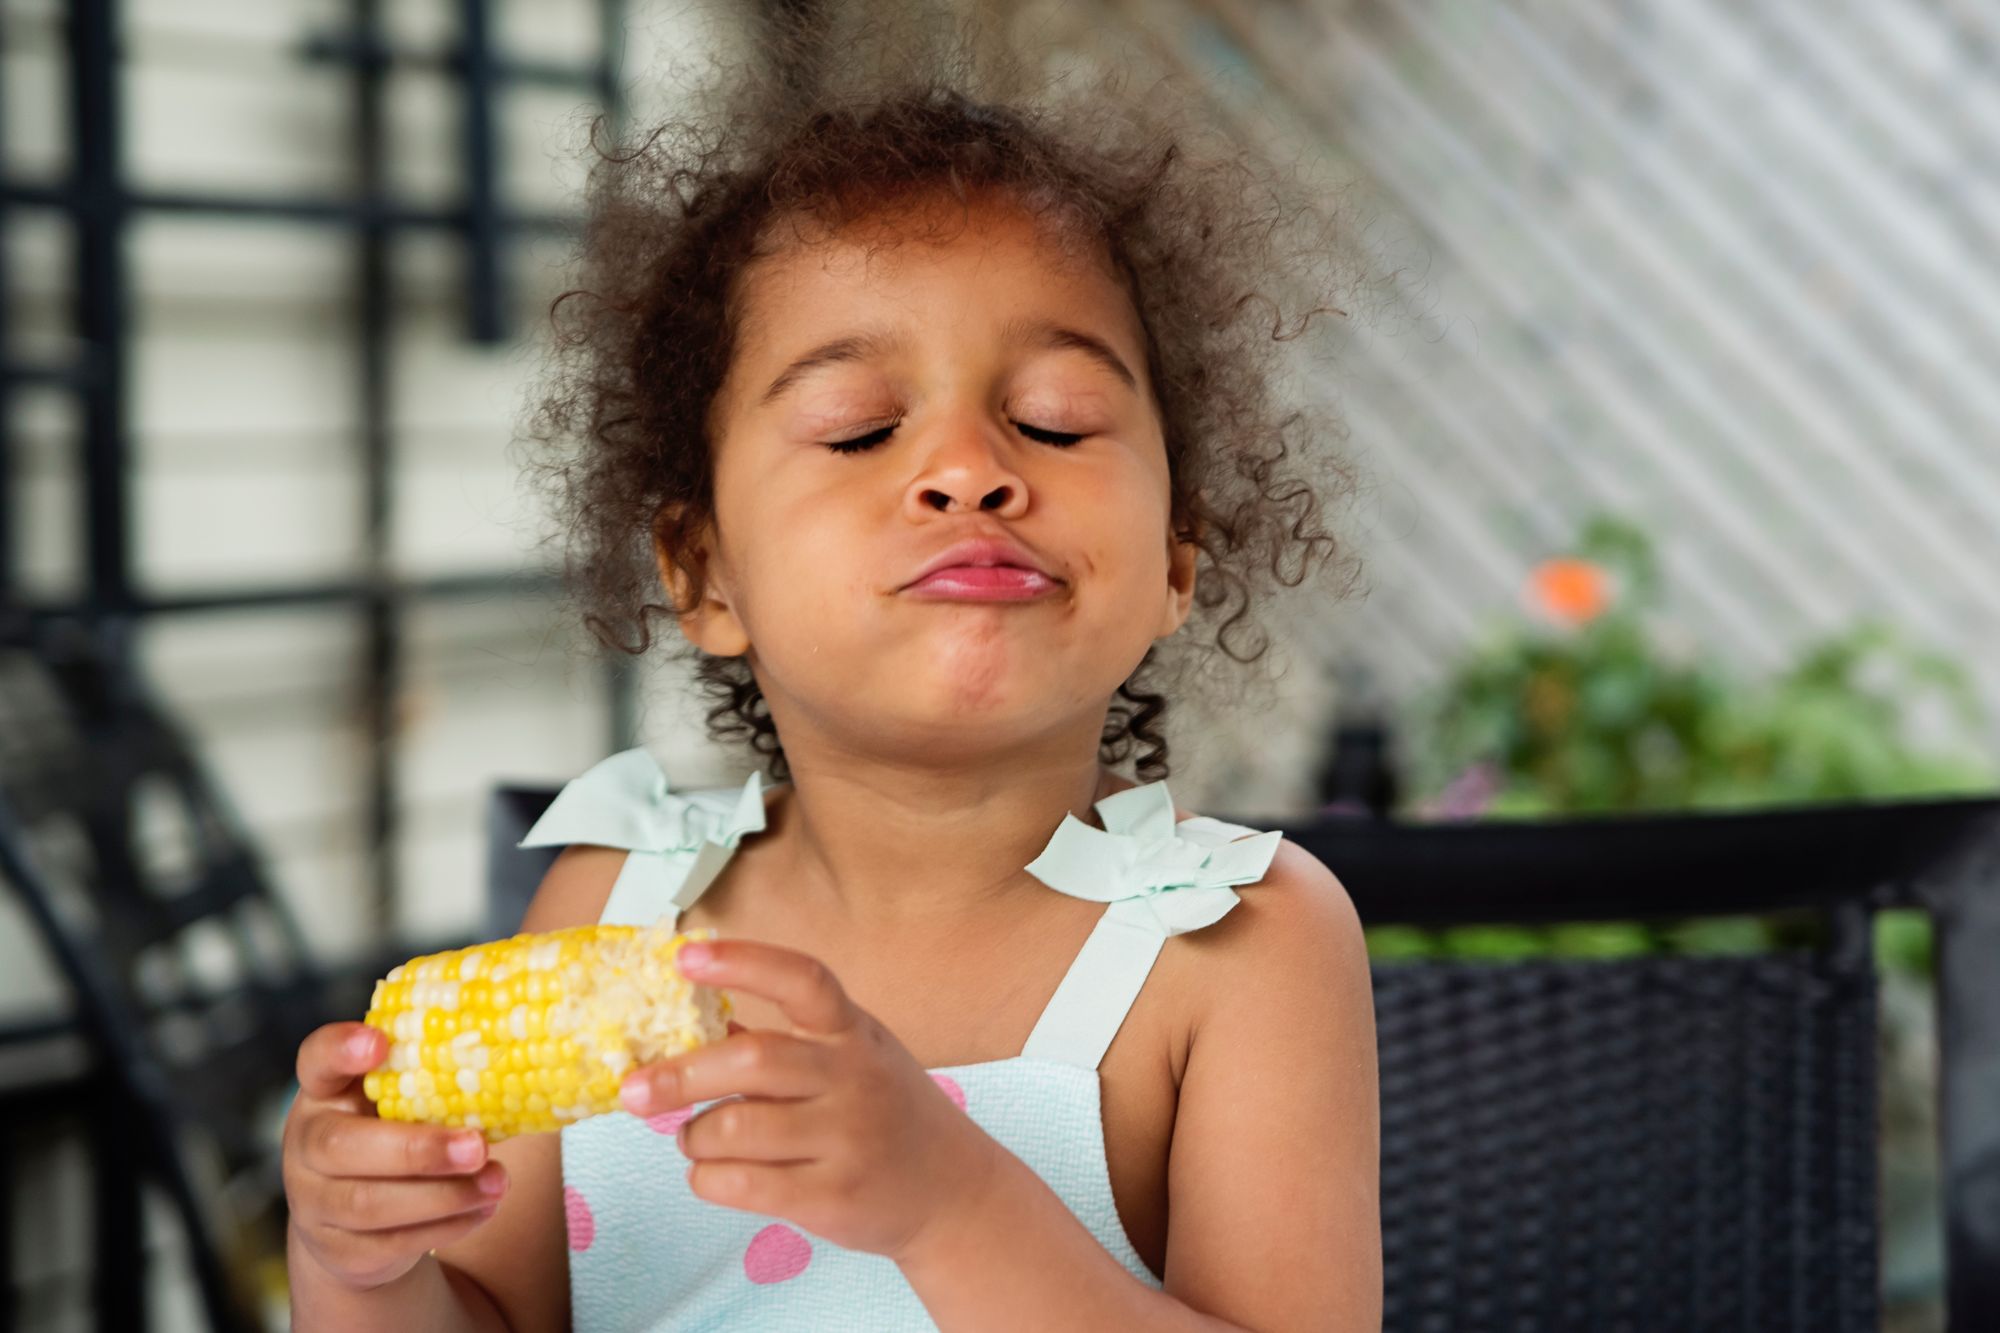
[1174,815,1370,994]
[518,844,626,933]
[1159,823,1383,1327]
[1240,835,1364,955]
[430,844,626,1333]
[1154,807,1374,1043]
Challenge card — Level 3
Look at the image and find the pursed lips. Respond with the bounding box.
[903,565,1061,600]
[900,539,1064,601]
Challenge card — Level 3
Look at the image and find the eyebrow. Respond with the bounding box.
[1000,316,1139,392]
[754,317,1139,406]
[756,329,906,407]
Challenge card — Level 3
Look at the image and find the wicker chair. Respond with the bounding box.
[1289,801,2000,1332]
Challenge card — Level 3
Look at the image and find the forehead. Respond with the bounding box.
[729,190,1143,355]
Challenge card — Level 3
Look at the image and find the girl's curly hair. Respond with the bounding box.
[526,4,1366,783]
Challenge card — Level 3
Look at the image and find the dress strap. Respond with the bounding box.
[517,748,770,928]
[1018,783,1281,1069]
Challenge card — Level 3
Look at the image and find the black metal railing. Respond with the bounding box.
[0,0,634,937]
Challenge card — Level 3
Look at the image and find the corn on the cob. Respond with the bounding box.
[361,923,731,1141]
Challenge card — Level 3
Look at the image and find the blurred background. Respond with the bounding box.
[2,0,1995,1328]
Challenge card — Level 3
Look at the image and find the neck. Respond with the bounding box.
[759,735,1134,931]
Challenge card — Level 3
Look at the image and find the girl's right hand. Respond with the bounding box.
[282,1021,511,1292]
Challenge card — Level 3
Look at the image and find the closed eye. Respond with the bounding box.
[1016,422,1084,446]
[825,424,895,454]
[824,421,1085,454]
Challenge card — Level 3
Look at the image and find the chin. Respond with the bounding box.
[899,675,1124,749]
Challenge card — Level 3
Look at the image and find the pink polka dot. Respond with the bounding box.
[931,1073,967,1112]
[743,1222,812,1284]
[563,1186,595,1252]
[646,1107,694,1137]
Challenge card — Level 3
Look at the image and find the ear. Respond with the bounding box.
[1156,521,1199,638]
[652,507,751,658]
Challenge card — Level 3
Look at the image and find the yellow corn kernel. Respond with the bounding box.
[361,924,730,1141]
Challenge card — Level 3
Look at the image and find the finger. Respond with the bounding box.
[620,1028,832,1115]
[317,1205,500,1281]
[315,1161,509,1233]
[621,1029,828,1116]
[686,1159,806,1218]
[297,1023,388,1101]
[676,939,856,1036]
[301,1113,489,1179]
[678,1096,820,1164]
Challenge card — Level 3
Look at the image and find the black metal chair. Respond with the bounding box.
[487,785,565,942]
[0,618,436,1331]
[489,777,2000,1332]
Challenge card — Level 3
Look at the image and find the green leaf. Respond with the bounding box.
[1363,925,1440,961]
[1438,924,1550,960]
[1659,917,1774,955]
[1873,910,1933,976]
[1546,922,1655,957]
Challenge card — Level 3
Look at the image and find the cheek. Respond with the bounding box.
[1075,467,1173,590]
[728,496,877,640]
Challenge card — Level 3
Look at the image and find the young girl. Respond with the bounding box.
[282,11,1379,1330]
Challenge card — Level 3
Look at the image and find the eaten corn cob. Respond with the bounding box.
[361,923,731,1141]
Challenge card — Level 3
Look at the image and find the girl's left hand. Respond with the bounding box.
[617,937,1003,1261]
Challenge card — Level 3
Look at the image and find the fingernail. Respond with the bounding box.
[347,1030,377,1060]
[677,942,713,972]
[477,1165,507,1196]
[449,1133,484,1168]
[621,1077,652,1114]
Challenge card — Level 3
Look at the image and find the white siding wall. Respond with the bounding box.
[1058,0,2000,753]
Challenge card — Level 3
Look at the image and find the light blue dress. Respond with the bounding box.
[520,748,1283,1333]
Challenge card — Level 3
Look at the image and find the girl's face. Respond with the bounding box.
[669,191,1196,764]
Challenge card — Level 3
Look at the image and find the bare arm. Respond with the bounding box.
[1160,840,1381,1328]
[894,840,1383,1331]
[286,1227,517,1333]
[288,845,624,1333]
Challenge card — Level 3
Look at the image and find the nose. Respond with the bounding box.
[902,420,1031,519]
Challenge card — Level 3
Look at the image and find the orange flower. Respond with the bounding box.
[1527,558,1613,626]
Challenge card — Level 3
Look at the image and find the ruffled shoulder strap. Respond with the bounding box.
[1019,780,1283,1069]
[1022,780,1282,936]
[519,748,770,927]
